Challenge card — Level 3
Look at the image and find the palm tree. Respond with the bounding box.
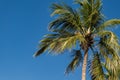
[34,0,120,80]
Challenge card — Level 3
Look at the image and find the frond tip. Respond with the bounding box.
[33,46,48,57]
[98,19,120,30]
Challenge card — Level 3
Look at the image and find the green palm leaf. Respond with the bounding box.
[90,53,105,80]
[102,59,120,80]
[98,19,120,31]
[51,3,74,16]
[66,50,83,73]
[98,30,120,57]
[33,45,48,57]
[35,32,85,55]
[48,33,85,54]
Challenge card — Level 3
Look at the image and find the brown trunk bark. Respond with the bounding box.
[81,49,88,80]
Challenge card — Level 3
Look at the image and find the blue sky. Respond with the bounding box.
[0,0,120,80]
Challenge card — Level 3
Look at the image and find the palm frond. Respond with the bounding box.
[49,3,84,33]
[65,50,83,73]
[33,45,48,57]
[74,0,83,6]
[75,0,103,32]
[98,40,120,79]
[90,53,105,80]
[102,59,120,80]
[48,14,81,33]
[98,19,120,31]
[48,33,85,54]
[35,32,85,55]
[97,30,120,80]
[34,34,61,57]
[51,3,74,16]
[80,0,92,26]
[98,30,120,57]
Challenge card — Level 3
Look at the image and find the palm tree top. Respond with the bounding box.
[34,0,120,80]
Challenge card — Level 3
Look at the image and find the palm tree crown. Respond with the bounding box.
[34,0,120,80]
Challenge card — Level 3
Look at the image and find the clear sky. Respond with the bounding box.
[0,0,120,80]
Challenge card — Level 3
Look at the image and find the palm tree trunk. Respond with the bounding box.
[81,49,88,80]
